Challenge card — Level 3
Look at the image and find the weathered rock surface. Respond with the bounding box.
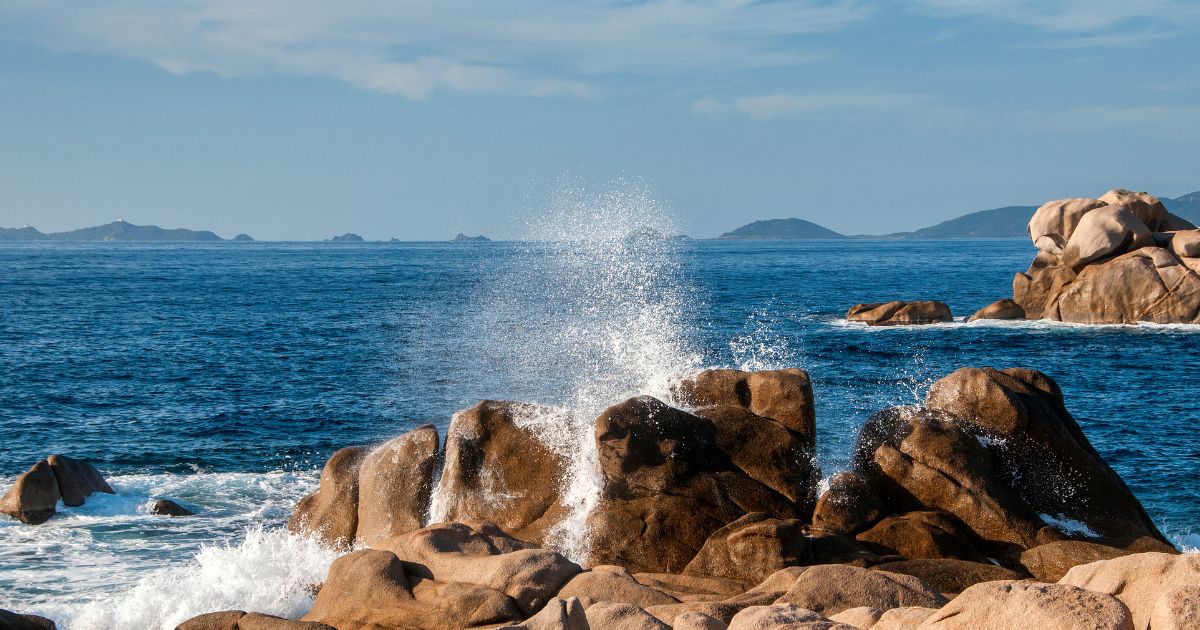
[870,558,1022,594]
[582,602,670,629]
[150,499,194,517]
[587,396,799,573]
[1018,540,1137,582]
[683,513,807,583]
[177,610,334,630]
[725,603,834,630]
[967,298,1025,322]
[434,401,567,546]
[556,565,679,609]
[356,424,439,546]
[1028,197,1108,254]
[0,609,57,630]
[810,472,884,536]
[1013,189,1200,324]
[377,522,581,615]
[501,596,588,630]
[47,455,114,507]
[1058,552,1200,630]
[774,564,947,616]
[287,446,366,549]
[870,605,938,629]
[1150,585,1200,630]
[922,581,1134,629]
[0,460,62,525]
[855,511,985,563]
[673,368,816,436]
[924,367,1169,547]
[672,611,728,630]
[846,301,952,326]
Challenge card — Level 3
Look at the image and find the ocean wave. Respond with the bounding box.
[831,317,1200,333]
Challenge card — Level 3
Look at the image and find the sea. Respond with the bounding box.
[1,198,1198,629]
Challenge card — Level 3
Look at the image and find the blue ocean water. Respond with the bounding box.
[1,238,1197,628]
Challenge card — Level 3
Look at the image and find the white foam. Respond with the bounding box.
[1040,513,1100,538]
[0,470,323,630]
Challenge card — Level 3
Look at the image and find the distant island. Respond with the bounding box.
[719,218,846,240]
[719,189,1200,240]
[0,220,240,242]
[328,233,364,242]
[453,233,491,242]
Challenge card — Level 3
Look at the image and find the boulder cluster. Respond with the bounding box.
[174,366,1194,629]
[0,454,114,524]
[1014,188,1200,324]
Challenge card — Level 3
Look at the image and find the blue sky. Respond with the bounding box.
[1,1,1198,240]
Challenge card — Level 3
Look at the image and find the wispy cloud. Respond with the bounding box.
[0,0,871,99]
[691,90,978,130]
[1018,105,1200,139]
[907,0,1200,47]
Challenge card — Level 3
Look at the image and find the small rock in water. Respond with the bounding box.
[150,499,194,517]
[846,301,952,326]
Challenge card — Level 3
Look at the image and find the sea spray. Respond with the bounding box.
[438,180,704,563]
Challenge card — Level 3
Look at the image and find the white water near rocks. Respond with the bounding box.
[431,181,706,563]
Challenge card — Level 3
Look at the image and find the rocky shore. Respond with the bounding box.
[58,366,1188,629]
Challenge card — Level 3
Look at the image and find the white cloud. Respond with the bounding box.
[907,0,1200,36]
[0,0,871,98]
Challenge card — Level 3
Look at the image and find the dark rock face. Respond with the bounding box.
[433,401,567,546]
[846,301,952,326]
[924,367,1169,547]
[811,471,884,536]
[287,446,366,549]
[0,609,57,630]
[968,298,1025,322]
[0,460,62,525]
[356,424,440,547]
[587,396,800,573]
[150,499,194,517]
[855,511,986,563]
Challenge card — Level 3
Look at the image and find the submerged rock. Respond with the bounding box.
[150,499,194,517]
[846,301,952,326]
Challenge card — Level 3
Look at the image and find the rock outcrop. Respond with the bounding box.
[150,499,194,517]
[967,298,1025,322]
[1,455,114,524]
[1013,188,1200,323]
[357,424,439,546]
[846,301,952,326]
[921,581,1135,629]
[287,446,366,549]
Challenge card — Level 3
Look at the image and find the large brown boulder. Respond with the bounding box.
[631,572,749,601]
[870,558,1023,594]
[0,460,62,525]
[683,513,807,583]
[774,564,947,616]
[301,548,523,630]
[922,581,1134,629]
[1047,247,1200,324]
[1061,205,1154,269]
[673,368,816,436]
[287,446,366,549]
[1169,229,1200,257]
[47,455,113,507]
[1027,197,1107,254]
[375,522,581,615]
[506,596,588,630]
[1018,540,1138,582]
[967,298,1025,322]
[1012,262,1076,320]
[854,406,1048,555]
[1058,552,1200,630]
[846,301,952,326]
[855,511,986,563]
[556,565,679,609]
[810,471,884,536]
[587,396,798,573]
[177,611,333,630]
[356,424,440,546]
[725,604,838,630]
[924,367,1169,547]
[1097,188,1168,231]
[433,401,567,545]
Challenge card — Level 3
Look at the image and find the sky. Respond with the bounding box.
[1,1,1199,240]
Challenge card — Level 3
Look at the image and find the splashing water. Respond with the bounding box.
[730,307,798,371]
[440,181,704,562]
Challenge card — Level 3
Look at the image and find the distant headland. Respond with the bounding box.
[452,233,491,242]
[0,219,245,242]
